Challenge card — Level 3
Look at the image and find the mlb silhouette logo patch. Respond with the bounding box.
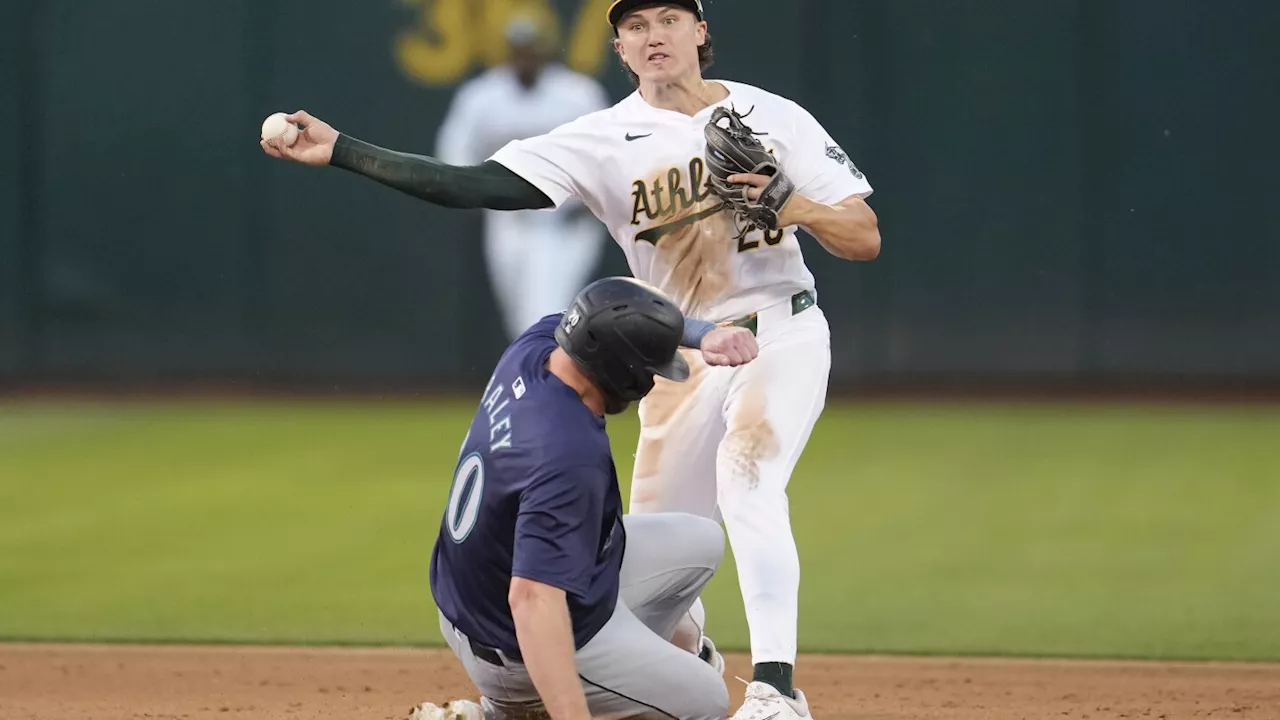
[825,142,864,179]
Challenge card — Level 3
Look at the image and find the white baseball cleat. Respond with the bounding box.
[730,681,813,720]
[408,699,484,720]
[699,635,726,677]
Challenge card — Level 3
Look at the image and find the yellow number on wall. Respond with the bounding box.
[566,0,613,76]
[395,0,473,86]
[395,0,610,87]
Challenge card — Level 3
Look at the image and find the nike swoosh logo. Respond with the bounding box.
[634,203,727,245]
[625,133,652,141]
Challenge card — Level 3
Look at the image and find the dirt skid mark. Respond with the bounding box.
[632,351,711,507]
[653,199,738,317]
[631,437,666,499]
[638,349,709,434]
[723,386,779,490]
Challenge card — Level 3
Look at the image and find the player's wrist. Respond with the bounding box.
[681,317,717,348]
[778,192,817,227]
[330,133,364,170]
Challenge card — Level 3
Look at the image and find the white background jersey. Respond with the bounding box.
[490,80,873,322]
[435,63,610,166]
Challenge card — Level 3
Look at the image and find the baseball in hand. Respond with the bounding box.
[261,112,298,147]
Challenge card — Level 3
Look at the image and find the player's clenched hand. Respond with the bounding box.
[700,326,758,367]
[260,111,337,166]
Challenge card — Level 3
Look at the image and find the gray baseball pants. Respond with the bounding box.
[439,512,730,720]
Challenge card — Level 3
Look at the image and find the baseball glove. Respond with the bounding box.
[703,106,796,237]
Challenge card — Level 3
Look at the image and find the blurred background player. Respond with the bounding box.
[434,15,611,340]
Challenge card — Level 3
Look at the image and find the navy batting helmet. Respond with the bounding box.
[554,277,690,405]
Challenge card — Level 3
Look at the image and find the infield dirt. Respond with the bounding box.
[2,644,1278,719]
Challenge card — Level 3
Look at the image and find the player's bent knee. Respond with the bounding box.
[718,486,790,524]
[626,512,725,568]
[678,513,727,569]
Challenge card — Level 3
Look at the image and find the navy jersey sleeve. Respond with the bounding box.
[511,464,607,597]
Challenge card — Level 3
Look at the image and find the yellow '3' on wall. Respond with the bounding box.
[396,0,614,86]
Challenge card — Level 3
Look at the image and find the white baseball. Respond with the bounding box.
[261,112,298,147]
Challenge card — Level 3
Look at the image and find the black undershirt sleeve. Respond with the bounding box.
[329,133,554,211]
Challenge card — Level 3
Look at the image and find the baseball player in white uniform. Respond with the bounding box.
[435,16,611,340]
[261,3,879,718]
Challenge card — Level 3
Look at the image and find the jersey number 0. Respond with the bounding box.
[446,452,485,543]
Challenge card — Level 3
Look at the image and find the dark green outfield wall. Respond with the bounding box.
[2,0,1275,389]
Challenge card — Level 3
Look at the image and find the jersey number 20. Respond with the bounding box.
[738,227,785,253]
[446,452,485,543]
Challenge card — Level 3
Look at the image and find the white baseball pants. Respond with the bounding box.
[482,205,606,340]
[629,299,832,666]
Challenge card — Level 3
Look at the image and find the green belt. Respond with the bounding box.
[725,290,816,336]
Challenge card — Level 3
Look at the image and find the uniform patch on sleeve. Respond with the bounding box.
[825,142,864,180]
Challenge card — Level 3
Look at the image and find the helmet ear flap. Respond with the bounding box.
[630,372,656,400]
[609,363,655,404]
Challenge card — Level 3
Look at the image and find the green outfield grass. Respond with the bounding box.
[1,399,1278,661]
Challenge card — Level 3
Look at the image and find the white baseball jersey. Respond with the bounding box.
[489,80,873,322]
